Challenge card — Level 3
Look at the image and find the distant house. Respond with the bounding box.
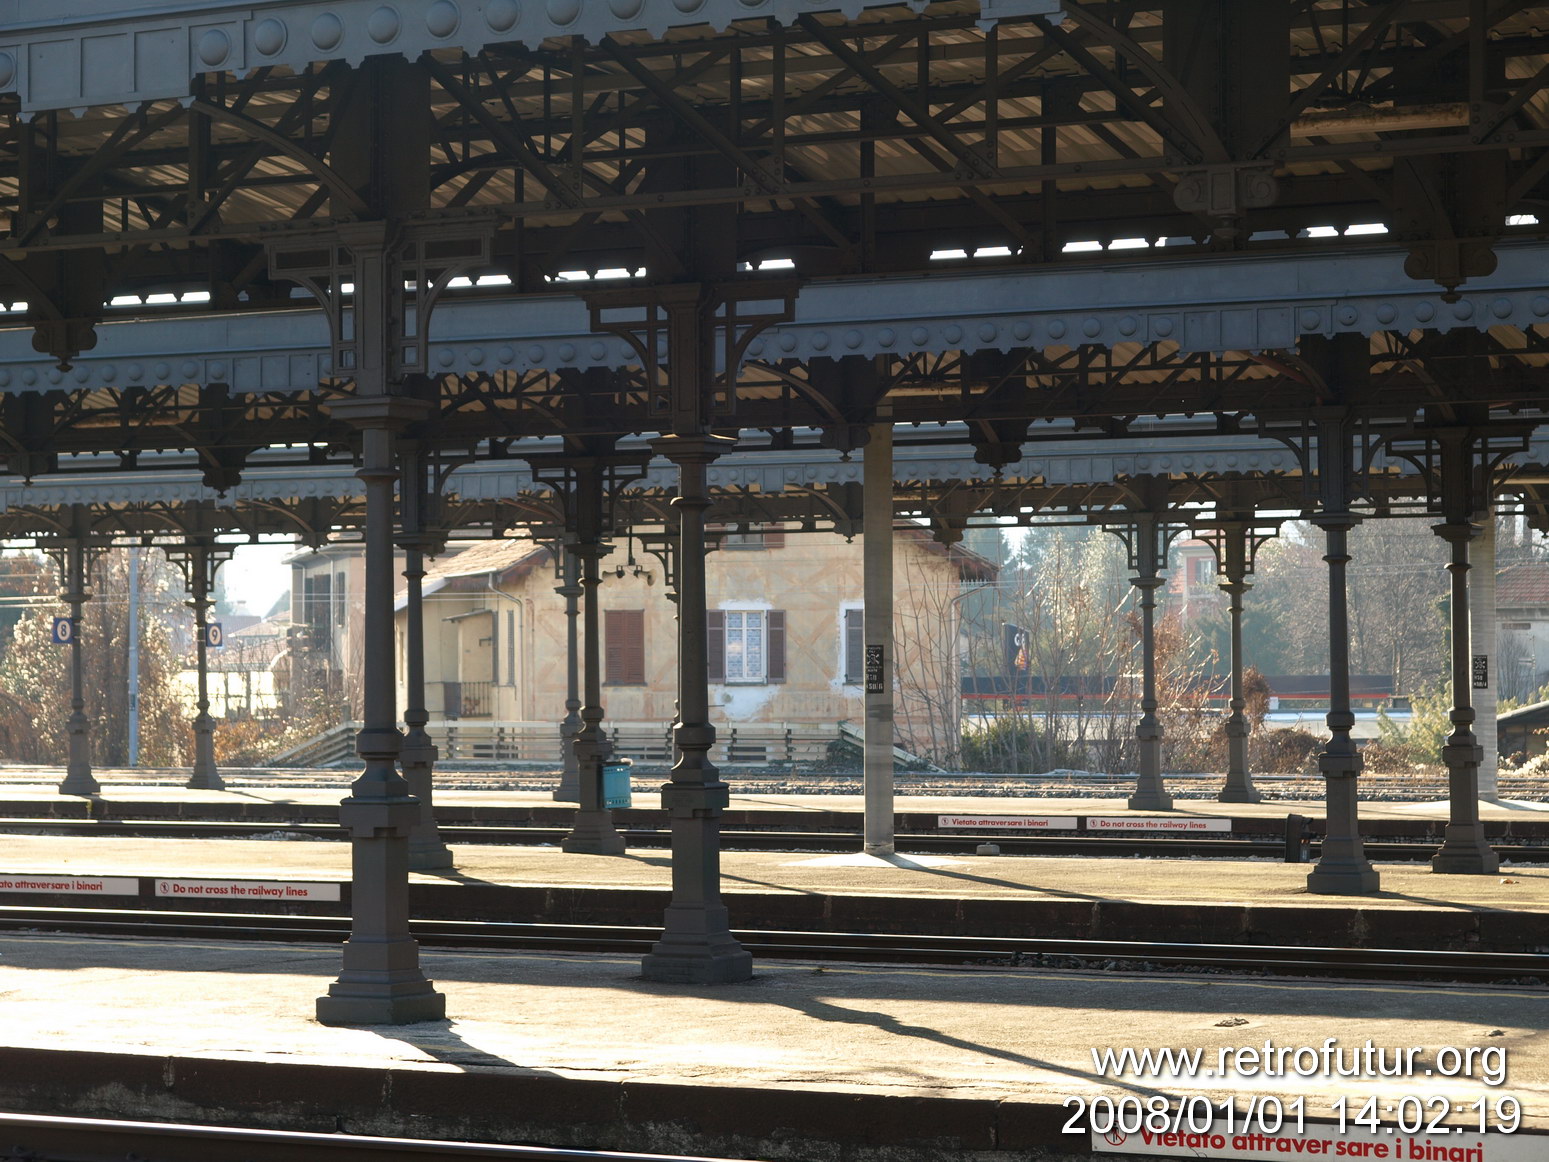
[1497,563,1549,702]
[393,527,994,763]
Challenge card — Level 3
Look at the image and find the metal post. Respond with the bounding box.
[1219,522,1262,803]
[186,543,225,791]
[643,433,752,984]
[1128,517,1172,810]
[863,419,895,855]
[58,538,98,796]
[316,416,445,1026]
[1431,433,1498,874]
[402,544,454,871]
[1470,509,1500,800]
[554,542,583,801]
[126,548,140,769]
[1307,505,1381,894]
[561,467,626,854]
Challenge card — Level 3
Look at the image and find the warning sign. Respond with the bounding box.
[154,879,341,902]
[1094,1124,1539,1161]
[1087,816,1232,833]
[937,815,1079,831]
[0,875,136,895]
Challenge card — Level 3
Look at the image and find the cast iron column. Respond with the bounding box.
[863,418,895,855]
[1470,510,1500,800]
[554,542,583,801]
[561,467,626,854]
[316,405,445,1026]
[1306,416,1380,894]
[643,433,752,984]
[58,538,97,796]
[186,544,224,791]
[1307,511,1380,893]
[1218,523,1261,803]
[401,543,454,871]
[1431,432,1499,874]
[1128,516,1171,810]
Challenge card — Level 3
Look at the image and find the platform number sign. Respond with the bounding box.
[1473,654,1489,690]
[204,622,224,650]
[50,617,74,645]
[864,644,885,694]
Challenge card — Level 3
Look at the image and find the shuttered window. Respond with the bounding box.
[605,610,646,685]
[506,609,516,686]
[844,608,864,683]
[707,609,785,684]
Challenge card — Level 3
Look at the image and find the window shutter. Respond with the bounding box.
[845,608,864,683]
[606,610,645,684]
[707,610,725,682]
[506,610,516,686]
[763,530,786,550]
[624,611,644,685]
[768,611,786,683]
[491,609,500,683]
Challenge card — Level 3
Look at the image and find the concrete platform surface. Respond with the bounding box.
[2,833,1547,912]
[0,932,1544,1157]
[1,782,1547,823]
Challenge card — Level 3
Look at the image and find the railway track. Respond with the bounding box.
[0,904,1544,984]
[0,1111,745,1162]
[1,815,1544,861]
[2,764,1543,802]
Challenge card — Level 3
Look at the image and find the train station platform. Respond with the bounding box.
[2,780,1549,839]
[3,829,1549,951]
[0,931,1544,1160]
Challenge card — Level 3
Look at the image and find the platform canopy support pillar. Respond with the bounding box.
[527,435,640,854]
[317,395,445,1026]
[646,428,751,983]
[398,442,454,872]
[164,537,235,791]
[1306,405,1381,896]
[1104,480,1178,811]
[553,540,583,802]
[1470,509,1500,801]
[56,529,98,797]
[562,457,627,856]
[1428,427,1499,874]
[1196,506,1276,804]
[618,280,765,985]
[863,413,896,855]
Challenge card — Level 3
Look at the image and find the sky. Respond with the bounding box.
[220,542,294,617]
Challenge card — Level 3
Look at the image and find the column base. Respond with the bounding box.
[185,768,225,791]
[1431,833,1500,876]
[642,940,754,985]
[316,980,446,1027]
[408,841,455,871]
[58,769,98,796]
[863,842,895,856]
[553,774,580,802]
[561,809,626,855]
[1217,783,1263,804]
[1306,862,1382,895]
[1127,789,1173,811]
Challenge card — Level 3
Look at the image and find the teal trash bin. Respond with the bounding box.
[602,758,633,810]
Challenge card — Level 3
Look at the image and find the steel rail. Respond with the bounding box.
[0,907,1543,984]
[0,1111,749,1162]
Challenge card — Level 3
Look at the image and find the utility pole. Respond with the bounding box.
[127,548,140,768]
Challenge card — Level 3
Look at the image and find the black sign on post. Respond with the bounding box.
[864,644,885,694]
[1472,655,1489,690]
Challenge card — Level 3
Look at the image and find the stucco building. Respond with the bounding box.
[395,528,993,764]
